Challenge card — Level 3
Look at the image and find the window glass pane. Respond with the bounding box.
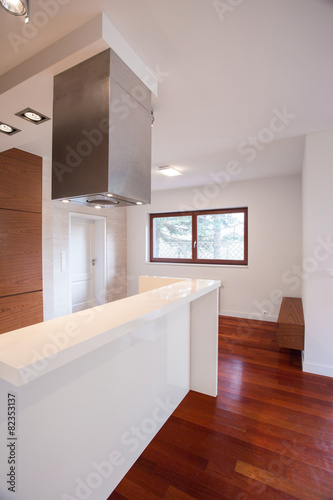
[153,216,192,259]
[197,212,244,260]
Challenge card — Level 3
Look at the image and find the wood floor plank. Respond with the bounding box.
[235,460,330,500]
[219,366,333,403]
[218,377,333,420]
[108,318,333,500]
[173,397,333,477]
[244,422,333,473]
[121,456,169,497]
[217,389,333,441]
[164,486,197,500]
[114,477,162,500]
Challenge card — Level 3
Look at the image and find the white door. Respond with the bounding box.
[70,219,96,313]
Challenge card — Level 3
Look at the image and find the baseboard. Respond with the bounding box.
[302,360,333,378]
[219,309,278,323]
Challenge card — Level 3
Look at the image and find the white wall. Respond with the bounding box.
[42,158,127,320]
[302,130,333,377]
[127,175,302,321]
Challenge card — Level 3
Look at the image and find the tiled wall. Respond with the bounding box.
[42,158,127,320]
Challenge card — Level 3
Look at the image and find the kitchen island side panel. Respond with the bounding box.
[0,305,190,500]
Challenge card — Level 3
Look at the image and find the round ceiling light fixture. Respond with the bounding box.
[0,123,13,133]
[0,0,29,22]
[24,111,42,122]
[0,0,27,15]
[15,107,50,124]
[0,121,20,136]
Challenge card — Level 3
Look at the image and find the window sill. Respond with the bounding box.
[145,261,248,269]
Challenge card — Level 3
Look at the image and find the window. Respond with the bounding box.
[150,207,248,265]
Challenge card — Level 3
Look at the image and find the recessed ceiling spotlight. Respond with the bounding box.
[0,121,20,135]
[61,199,70,203]
[24,111,42,122]
[158,166,182,177]
[0,0,30,22]
[95,205,102,209]
[106,193,113,197]
[136,201,143,205]
[15,107,50,125]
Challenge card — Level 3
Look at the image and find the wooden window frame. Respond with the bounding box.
[150,207,248,266]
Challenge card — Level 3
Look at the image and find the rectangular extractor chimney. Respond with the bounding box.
[52,48,152,207]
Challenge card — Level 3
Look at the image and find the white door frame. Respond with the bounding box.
[69,212,106,313]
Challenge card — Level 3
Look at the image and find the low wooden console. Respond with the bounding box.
[277,297,304,350]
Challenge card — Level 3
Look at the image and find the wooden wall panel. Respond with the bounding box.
[0,209,42,297]
[0,148,42,213]
[0,291,43,334]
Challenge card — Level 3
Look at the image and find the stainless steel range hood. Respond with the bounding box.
[52,48,151,207]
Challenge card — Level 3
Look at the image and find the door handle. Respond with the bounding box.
[92,259,96,266]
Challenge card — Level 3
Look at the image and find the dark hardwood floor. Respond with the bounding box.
[109,316,333,499]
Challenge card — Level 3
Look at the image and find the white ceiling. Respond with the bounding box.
[0,0,333,191]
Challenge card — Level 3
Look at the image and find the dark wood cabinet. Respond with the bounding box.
[0,148,42,213]
[0,209,42,297]
[0,148,43,333]
[0,291,43,334]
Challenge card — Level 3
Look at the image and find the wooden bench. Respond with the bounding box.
[277,297,304,350]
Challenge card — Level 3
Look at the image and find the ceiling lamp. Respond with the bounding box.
[158,166,182,177]
[0,0,30,22]
[0,121,20,135]
[15,107,50,124]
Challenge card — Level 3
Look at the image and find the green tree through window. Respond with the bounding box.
[153,216,192,259]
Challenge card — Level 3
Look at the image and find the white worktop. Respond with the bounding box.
[0,277,220,386]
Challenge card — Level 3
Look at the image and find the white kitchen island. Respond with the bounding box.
[0,276,220,500]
